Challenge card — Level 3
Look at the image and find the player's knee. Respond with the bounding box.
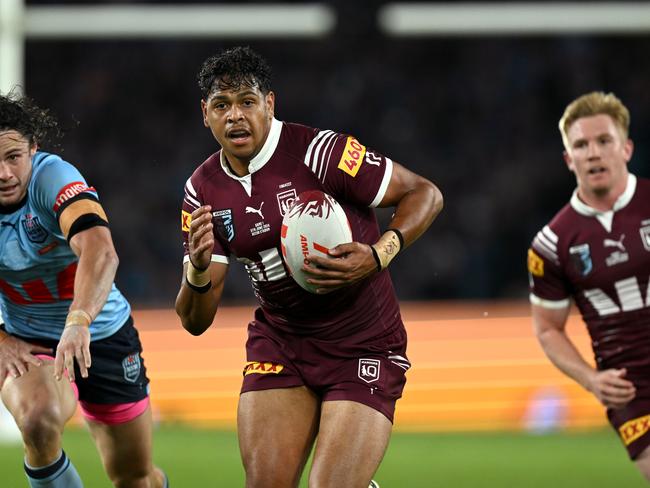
[106,467,151,488]
[244,459,299,488]
[15,403,64,451]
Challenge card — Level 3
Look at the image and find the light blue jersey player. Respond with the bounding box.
[0,151,130,341]
[0,94,167,488]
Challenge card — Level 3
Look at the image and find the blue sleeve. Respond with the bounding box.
[29,153,99,237]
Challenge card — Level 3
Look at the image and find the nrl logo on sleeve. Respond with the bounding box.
[122,353,141,383]
[337,137,366,177]
[181,210,191,232]
[21,213,48,243]
[213,209,235,242]
[358,358,381,384]
[527,249,544,277]
[640,219,650,252]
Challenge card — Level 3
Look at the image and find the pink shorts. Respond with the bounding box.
[35,354,149,425]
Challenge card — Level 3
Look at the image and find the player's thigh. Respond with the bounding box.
[238,387,320,471]
[1,360,77,427]
[635,444,650,481]
[86,404,154,478]
[309,400,392,488]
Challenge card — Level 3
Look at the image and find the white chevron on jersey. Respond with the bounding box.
[304,130,337,182]
[184,177,201,209]
[533,225,559,264]
[615,277,646,312]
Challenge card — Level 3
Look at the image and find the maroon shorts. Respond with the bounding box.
[607,393,650,459]
[241,320,410,422]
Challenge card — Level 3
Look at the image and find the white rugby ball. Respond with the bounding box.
[280,190,353,293]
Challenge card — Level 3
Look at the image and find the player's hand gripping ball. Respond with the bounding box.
[280,190,352,293]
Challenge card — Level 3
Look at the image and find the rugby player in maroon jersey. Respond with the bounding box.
[528,91,650,479]
[175,47,443,487]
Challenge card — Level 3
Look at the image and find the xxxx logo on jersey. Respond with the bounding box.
[619,414,650,446]
[243,361,284,376]
[527,249,544,277]
[337,137,366,177]
[181,211,191,232]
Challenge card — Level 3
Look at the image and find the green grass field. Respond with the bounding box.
[0,426,645,487]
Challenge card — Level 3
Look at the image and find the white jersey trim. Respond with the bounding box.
[218,118,283,197]
[183,254,229,265]
[529,293,571,309]
[370,157,393,208]
[570,174,637,233]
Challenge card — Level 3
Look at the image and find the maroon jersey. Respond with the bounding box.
[181,119,403,340]
[528,175,650,385]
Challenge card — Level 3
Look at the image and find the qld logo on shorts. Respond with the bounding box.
[358,359,381,384]
[122,353,141,383]
[21,213,48,243]
[619,414,650,446]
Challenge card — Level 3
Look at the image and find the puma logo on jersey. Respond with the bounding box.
[245,202,264,219]
[604,234,629,267]
[604,234,626,252]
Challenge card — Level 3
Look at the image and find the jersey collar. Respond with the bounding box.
[219,117,283,179]
[570,173,637,232]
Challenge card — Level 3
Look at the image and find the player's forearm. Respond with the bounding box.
[536,327,596,391]
[70,245,119,320]
[385,178,442,248]
[175,285,220,336]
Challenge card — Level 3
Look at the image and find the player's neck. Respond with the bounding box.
[577,174,629,212]
[223,153,250,177]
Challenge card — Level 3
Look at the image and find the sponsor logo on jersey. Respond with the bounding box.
[21,214,48,243]
[337,137,366,177]
[181,210,191,232]
[619,414,650,446]
[277,189,297,216]
[604,234,629,267]
[52,181,94,212]
[38,241,59,255]
[358,358,381,384]
[213,209,234,242]
[243,361,284,376]
[569,243,592,276]
[640,220,650,252]
[527,249,544,277]
[122,353,141,383]
[245,201,265,220]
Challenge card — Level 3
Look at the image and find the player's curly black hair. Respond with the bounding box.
[0,91,61,148]
[197,46,272,98]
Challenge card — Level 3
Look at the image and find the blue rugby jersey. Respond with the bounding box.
[0,152,130,340]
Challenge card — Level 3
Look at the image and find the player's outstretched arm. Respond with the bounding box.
[532,304,636,409]
[175,205,228,335]
[55,225,119,381]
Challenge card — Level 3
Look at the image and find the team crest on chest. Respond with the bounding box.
[21,214,48,243]
[213,209,235,242]
[569,243,592,276]
[277,188,297,216]
[640,219,650,252]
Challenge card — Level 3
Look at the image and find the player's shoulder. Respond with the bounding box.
[31,151,71,177]
[530,202,576,263]
[634,175,650,195]
[187,151,221,188]
[280,121,347,149]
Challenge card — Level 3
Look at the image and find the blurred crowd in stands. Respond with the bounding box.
[23,1,650,305]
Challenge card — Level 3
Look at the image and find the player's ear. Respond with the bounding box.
[200,99,209,128]
[266,91,275,119]
[623,138,634,163]
[563,150,575,172]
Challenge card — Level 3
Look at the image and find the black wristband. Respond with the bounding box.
[185,279,212,294]
[386,228,405,249]
[369,245,382,272]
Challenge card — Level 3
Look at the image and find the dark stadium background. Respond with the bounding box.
[20,0,650,305]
